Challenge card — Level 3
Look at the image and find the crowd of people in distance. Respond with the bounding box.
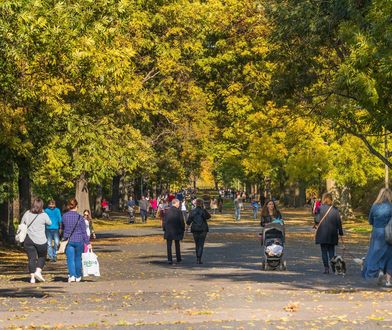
[18,186,392,288]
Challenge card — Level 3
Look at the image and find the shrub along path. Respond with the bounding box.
[0,207,390,329]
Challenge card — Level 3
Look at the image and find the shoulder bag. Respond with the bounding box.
[385,217,392,245]
[15,214,39,244]
[58,215,81,254]
[314,206,333,236]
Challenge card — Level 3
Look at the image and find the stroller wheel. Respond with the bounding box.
[281,260,287,271]
[261,261,265,270]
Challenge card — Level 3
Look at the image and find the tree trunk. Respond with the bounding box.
[94,185,103,217]
[75,174,91,215]
[18,174,31,218]
[111,175,121,211]
[0,201,8,244]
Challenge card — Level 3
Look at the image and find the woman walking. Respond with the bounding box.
[260,200,282,227]
[22,198,52,283]
[314,192,343,274]
[62,198,91,282]
[187,199,211,264]
[362,188,392,286]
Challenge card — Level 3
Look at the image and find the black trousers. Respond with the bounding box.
[320,243,335,268]
[24,235,47,273]
[167,240,181,262]
[193,232,207,258]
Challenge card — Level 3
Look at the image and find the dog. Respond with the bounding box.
[330,256,347,276]
[353,257,365,271]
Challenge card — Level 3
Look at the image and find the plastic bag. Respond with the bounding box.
[15,223,28,244]
[82,250,100,277]
[265,244,283,257]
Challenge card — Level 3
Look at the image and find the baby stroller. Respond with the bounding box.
[260,222,287,271]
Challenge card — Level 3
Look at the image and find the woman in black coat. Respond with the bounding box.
[314,192,344,274]
[163,199,185,264]
[186,198,211,264]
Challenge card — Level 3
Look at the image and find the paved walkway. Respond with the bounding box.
[0,208,391,329]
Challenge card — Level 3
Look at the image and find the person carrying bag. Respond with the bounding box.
[61,198,91,283]
[20,198,52,283]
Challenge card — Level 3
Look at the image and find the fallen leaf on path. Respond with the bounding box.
[284,302,300,312]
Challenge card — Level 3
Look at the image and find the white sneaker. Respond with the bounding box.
[30,277,36,284]
[377,270,385,286]
[34,272,45,282]
[68,276,76,283]
[76,277,82,282]
[386,281,392,287]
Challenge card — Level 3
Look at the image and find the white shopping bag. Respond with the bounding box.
[82,250,100,277]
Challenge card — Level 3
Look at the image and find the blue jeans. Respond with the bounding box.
[66,241,84,278]
[46,229,60,260]
[235,207,241,221]
[253,208,258,220]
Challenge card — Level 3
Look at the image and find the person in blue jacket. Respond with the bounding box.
[44,200,62,262]
[362,188,392,286]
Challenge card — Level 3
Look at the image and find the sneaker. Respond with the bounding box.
[30,277,36,284]
[34,272,45,282]
[386,281,392,287]
[68,276,76,283]
[377,270,385,286]
[76,277,82,282]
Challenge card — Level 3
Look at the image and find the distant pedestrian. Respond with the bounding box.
[44,200,62,262]
[101,198,109,219]
[150,194,158,218]
[139,196,149,223]
[251,199,259,220]
[127,196,136,223]
[163,199,185,264]
[62,198,91,282]
[234,194,241,221]
[181,199,188,222]
[210,197,218,214]
[83,210,96,240]
[314,193,344,274]
[362,188,392,286]
[187,198,211,264]
[22,198,52,283]
[217,195,223,213]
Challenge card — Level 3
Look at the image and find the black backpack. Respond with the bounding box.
[191,210,205,232]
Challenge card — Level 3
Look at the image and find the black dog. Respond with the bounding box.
[330,256,346,276]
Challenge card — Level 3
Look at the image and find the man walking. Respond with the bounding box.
[163,199,185,264]
[234,194,241,221]
[44,200,62,262]
[139,196,149,223]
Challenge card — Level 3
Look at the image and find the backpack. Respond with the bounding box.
[191,210,205,232]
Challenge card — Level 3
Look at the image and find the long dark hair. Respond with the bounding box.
[66,198,78,210]
[30,198,44,214]
[261,199,281,217]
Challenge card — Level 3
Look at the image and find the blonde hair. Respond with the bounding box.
[322,192,333,205]
[374,188,392,204]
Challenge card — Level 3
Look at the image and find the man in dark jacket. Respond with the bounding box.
[163,199,185,264]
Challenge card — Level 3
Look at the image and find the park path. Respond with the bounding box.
[0,208,391,329]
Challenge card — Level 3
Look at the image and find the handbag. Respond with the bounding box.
[385,217,392,245]
[15,214,39,244]
[58,215,81,254]
[314,205,333,236]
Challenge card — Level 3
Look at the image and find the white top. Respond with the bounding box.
[181,201,187,211]
[22,211,51,245]
[85,219,91,238]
